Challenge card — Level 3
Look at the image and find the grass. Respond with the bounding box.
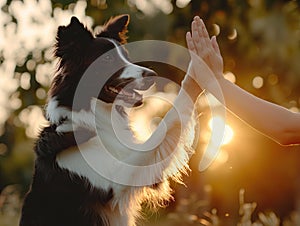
[0,185,21,226]
[0,185,299,226]
[144,189,300,226]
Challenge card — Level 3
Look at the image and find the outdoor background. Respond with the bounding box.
[1,0,300,225]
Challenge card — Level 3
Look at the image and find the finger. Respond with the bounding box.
[193,16,201,23]
[199,18,210,40]
[201,20,213,51]
[191,19,205,56]
[194,16,203,38]
[194,18,214,59]
[186,32,197,54]
[191,20,200,44]
[193,17,205,51]
[211,36,221,55]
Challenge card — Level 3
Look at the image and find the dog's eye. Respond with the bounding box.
[102,54,114,62]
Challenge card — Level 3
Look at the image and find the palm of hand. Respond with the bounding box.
[186,17,225,87]
[206,43,224,79]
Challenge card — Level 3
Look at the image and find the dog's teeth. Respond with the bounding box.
[109,86,141,101]
[109,87,118,93]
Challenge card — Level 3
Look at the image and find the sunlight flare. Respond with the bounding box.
[208,116,234,146]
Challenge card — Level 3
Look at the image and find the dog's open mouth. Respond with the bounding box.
[99,75,156,107]
[104,85,144,107]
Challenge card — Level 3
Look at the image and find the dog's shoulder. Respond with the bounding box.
[20,125,112,226]
[34,125,95,159]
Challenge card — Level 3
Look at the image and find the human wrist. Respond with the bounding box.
[203,76,226,93]
[181,76,202,102]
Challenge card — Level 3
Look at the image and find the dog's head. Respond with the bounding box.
[49,15,156,114]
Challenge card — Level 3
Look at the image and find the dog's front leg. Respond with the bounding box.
[120,74,203,185]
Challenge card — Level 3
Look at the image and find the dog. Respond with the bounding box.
[20,15,199,226]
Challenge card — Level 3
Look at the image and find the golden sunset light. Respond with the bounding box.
[1,1,300,225]
[208,116,234,146]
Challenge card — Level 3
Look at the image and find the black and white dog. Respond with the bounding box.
[20,15,199,226]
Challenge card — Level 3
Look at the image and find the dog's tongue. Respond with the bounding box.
[119,88,143,105]
[121,89,141,99]
[120,88,134,98]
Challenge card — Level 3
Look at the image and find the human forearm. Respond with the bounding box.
[186,16,300,145]
[206,77,300,145]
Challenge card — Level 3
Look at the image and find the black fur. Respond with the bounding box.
[20,125,113,226]
[49,15,130,110]
[96,15,129,44]
[20,15,130,226]
[20,14,161,226]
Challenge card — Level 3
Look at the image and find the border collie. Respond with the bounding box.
[20,15,199,226]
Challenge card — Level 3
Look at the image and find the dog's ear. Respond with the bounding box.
[55,17,93,58]
[97,14,129,44]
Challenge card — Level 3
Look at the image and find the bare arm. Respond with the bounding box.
[208,77,300,145]
[186,16,300,146]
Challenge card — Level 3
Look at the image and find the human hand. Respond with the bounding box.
[186,16,224,88]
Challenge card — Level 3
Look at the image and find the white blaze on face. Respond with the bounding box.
[108,39,145,80]
[120,65,144,79]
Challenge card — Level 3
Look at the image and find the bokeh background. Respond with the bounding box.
[1,0,300,225]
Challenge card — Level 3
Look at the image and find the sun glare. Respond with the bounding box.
[208,116,234,146]
[129,90,177,143]
[198,117,234,171]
